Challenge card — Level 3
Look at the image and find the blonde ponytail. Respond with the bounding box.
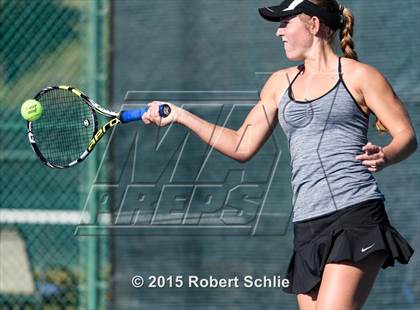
[339,7,358,60]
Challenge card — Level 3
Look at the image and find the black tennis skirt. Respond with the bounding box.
[283,199,414,295]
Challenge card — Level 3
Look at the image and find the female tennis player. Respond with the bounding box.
[142,0,417,309]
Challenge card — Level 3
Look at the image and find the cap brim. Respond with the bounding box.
[258,5,300,22]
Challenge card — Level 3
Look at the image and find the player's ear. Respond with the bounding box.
[310,16,321,35]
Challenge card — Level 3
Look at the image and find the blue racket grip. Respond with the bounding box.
[119,104,171,123]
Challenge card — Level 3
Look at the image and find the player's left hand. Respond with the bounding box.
[355,142,388,173]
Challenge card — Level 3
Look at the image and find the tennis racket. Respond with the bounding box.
[27,85,171,169]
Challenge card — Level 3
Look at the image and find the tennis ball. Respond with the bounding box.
[21,99,43,121]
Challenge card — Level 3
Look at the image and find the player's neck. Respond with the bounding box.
[303,45,338,75]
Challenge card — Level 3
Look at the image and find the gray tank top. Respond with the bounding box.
[278,58,384,222]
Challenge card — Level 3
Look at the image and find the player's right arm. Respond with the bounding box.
[143,70,289,162]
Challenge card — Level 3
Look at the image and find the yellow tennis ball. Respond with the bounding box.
[21,99,43,121]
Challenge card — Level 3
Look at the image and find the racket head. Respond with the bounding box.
[27,86,98,168]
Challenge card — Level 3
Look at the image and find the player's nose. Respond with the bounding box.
[276,27,284,37]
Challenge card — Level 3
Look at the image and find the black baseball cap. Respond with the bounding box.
[259,0,343,30]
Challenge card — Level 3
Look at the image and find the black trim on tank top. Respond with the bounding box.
[289,80,340,104]
[340,79,370,118]
[338,56,343,77]
[288,61,340,104]
[286,57,371,118]
[338,57,370,118]
[286,65,304,95]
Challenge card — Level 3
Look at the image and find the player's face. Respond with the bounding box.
[276,14,313,61]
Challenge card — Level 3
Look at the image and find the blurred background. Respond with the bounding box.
[0,0,418,309]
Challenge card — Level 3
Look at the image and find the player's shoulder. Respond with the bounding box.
[340,57,385,80]
[260,65,302,104]
[263,65,302,92]
[271,65,302,80]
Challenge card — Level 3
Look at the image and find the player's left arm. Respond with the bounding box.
[355,64,418,172]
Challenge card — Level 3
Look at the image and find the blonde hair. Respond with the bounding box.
[304,0,387,133]
[340,7,358,60]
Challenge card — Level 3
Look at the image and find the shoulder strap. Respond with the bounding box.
[287,64,304,97]
[338,57,343,79]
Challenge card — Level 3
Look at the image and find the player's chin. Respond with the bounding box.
[283,49,304,62]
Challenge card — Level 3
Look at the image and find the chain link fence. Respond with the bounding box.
[0,0,109,309]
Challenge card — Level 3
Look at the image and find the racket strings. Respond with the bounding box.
[31,89,95,167]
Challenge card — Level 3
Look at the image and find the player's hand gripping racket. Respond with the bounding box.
[27,85,171,168]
